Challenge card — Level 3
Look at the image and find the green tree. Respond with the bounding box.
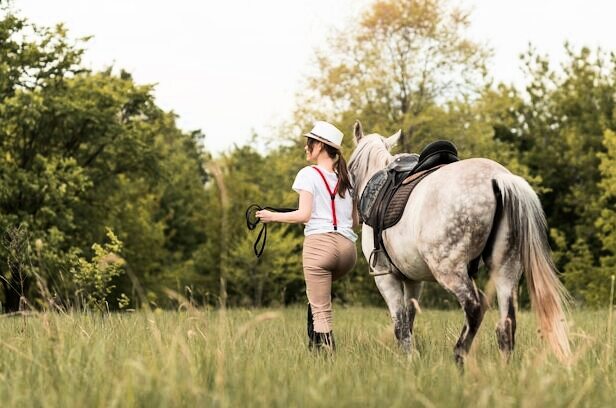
[593,129,616,306]
[479,46,616,305]
[0,8,212,311]
[0,11,89,310]
[70,228,125,311]
[298,0,490,152]
[212,145,305,306]
[521,48,614,233]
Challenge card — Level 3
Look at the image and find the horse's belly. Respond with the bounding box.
[383,229,435,281]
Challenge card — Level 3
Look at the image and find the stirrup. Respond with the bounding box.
[368,249,393,276]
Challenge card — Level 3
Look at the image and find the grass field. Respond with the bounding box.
[0,306,614,407]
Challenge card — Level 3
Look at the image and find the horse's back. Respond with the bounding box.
[384,158,508,280]
[418,158,508,198]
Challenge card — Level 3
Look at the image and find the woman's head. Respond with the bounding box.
[303,121,352,198]
[304,137,337,161]
[304,136,322,161]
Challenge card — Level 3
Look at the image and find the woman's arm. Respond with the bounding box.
[256,190,312,224]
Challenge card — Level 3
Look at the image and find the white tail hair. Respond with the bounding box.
[493,173,571,361]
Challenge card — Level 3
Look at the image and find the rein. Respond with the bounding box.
[245,204,296,258]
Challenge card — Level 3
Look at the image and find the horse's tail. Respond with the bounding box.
[493,173,571,361]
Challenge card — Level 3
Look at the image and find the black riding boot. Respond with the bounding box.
[307,303,321,350]
[307,303,335,352]
[315,331,335,351]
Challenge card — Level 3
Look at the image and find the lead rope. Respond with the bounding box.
[245,204,296,257]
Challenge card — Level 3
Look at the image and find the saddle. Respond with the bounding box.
[359,140,459,275]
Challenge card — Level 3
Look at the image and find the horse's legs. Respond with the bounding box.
[402,280,422,339]
[488,244,521,357]
[494,278,517,358]
[374,274,412,352]
[483,211,522,359]
[435,268,487,365]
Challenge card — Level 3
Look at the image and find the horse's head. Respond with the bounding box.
[352,120,401,150]
[348,120,400,197]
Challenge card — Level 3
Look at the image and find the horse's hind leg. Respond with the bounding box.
[434,265,487,366]
[494,277,517,359]
[484,218,521,359]
[487,261,520,359]
[374,274,412,352]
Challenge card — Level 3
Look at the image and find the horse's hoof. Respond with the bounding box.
[454,352,465,369]
[399,341,412,354]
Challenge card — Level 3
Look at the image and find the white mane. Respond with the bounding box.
[348,134,394,197]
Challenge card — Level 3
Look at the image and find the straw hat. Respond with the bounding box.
[304,121,343,149]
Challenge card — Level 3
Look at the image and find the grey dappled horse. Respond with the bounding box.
[348,121,571,364]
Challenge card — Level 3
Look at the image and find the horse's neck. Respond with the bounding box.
[358,153,393,197]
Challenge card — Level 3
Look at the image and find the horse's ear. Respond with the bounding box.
[353,120,364,144]
[386,130,401,150]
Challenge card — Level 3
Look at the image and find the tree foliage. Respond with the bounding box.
[299,0,490,152]
[70,228,125,311]
[2,1,616,310]
[0,8,212,311]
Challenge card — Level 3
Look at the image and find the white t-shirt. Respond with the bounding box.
[292,165,358,242]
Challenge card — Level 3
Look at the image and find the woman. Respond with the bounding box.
[256,121,358,351]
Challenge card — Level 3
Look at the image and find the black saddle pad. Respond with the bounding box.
[359,169,388,223]
[381,166,442,229]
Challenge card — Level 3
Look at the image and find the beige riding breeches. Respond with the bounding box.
[302,233,357,333]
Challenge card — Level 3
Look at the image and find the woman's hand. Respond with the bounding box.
[256,209,277,223]
[256,191,312,224]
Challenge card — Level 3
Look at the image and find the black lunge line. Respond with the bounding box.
[245,204,296,257]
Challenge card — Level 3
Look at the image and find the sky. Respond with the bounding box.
[13,0,616,154]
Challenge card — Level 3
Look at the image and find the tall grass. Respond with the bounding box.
[0,307,614,407]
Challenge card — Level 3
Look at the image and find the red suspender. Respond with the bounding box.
[312,166,339,231]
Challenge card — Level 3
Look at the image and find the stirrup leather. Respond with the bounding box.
[368,249,393,276]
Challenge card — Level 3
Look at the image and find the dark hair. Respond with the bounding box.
[306,138,351,198]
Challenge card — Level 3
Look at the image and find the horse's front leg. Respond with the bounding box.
[403,280,423,343]
[374,274,412,353]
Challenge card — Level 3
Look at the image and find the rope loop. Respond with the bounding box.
[245,204,296,258]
